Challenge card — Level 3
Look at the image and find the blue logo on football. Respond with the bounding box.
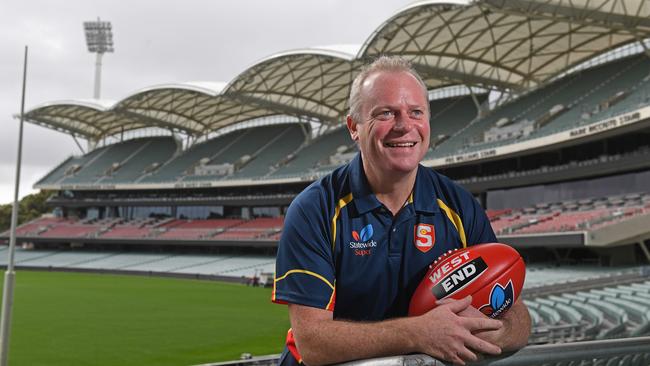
[479,280,514,318]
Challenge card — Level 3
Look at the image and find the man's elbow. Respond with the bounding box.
[293,329,330,366]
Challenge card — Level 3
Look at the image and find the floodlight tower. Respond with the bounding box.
[83,18,113,99]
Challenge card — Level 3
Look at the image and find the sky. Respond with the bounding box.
[0,0,414,205]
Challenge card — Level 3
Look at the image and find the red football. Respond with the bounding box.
[408,243,525,318]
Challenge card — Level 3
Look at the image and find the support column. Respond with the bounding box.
[94,52,104,99]
[639,241,650,264]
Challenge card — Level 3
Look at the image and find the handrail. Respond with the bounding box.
[195,336,650,366]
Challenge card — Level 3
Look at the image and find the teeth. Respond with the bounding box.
[385,142,416,147]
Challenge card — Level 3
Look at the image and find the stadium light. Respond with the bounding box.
[83,17,114,99]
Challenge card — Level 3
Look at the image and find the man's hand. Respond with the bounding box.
[289,296,503,366]
[438,296,531,352]
[409,296,502,365]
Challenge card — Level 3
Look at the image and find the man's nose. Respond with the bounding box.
[393,111,414,131]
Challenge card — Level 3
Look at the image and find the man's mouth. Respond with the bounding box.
[384,142,417,148]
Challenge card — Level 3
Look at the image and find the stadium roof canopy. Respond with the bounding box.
[24,0,650,141]
[361,0,650,91]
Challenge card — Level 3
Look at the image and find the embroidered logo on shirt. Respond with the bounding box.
[350,224,376,256]
[352,224,373,242]
[414,223,435,253]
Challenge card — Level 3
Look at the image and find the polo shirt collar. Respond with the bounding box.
[412,164,440,214]
[349,153,382,214]
[349,154,440,215]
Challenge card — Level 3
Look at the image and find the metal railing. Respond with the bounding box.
[197,336,650,366]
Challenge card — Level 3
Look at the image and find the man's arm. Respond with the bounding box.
[448,296,530,352]
[290,296,503,366]
[475,297,531,351]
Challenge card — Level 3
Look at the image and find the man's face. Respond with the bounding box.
[348,70,430,177]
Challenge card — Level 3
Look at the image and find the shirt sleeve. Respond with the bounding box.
[462,193,498,245]
[272,187,337,311]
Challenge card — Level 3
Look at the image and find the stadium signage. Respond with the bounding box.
[173,182,214,188]
[61,184,117,190]
[428,106,650,167]
[444,149,497,164]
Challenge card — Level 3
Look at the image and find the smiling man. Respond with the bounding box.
[273,56,530,366]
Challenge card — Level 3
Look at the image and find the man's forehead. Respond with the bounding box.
[361,70,416,88]
[360,71,428,106]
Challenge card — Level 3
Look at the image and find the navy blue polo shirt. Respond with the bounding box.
[272,153,496,364]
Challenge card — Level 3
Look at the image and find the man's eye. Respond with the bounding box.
[377,110,394,119]
[411,109,425,118]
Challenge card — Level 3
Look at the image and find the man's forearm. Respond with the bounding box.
[291,309,418,365]
[289,297,503,366]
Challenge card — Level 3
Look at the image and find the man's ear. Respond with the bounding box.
[346,115,359,142]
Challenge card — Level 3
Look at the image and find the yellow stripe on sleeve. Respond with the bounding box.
[437,198,467,248]
[331,193,353,251]
[274,269,335,290]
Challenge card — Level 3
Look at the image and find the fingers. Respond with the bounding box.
[419,297,502,365]
[445,332,501,365]
[435,297,455,306]
[443,295,472,313]
[464,316,503,332]
[453,347,479,365]
[465,332,502,356]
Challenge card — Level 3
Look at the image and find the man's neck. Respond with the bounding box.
[363,162,418,216]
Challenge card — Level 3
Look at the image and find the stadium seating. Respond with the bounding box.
[99,225,151,239]
[99,137,177,183]
[431,74,579,156]
[432,54,650,157]
[425,95,483,158]
[211,217,283,240]
[1,217,63,237]
[38,220,103,239]
[270,126,351,178]
[0,247,276,279]
[491,192,650,235]
[527,54,650,137]
[139,129,248,183]
[525,272,650,344]
[231,124,305,178]
[60,138,152,184]
[182,124,302,182]
[9,192,648,244]
[70,252,171,270]
[486,209,512,220]
[34,147,109,186]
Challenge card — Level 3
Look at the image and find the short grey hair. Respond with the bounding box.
[348,56,429,122]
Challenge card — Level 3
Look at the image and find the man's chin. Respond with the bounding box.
[383,160,420,175]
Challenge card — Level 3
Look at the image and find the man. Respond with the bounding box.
[273,56,530,366]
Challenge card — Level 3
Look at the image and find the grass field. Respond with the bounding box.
[0,270,289,366]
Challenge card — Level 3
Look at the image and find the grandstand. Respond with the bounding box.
[3,0,650,365]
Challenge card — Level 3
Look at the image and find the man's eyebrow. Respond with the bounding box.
[369,105,395,112]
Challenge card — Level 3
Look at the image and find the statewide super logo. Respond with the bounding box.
[414,223,435,253]
[350,224,376,256]
[479,280,515,318]
[352,224,373,242]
